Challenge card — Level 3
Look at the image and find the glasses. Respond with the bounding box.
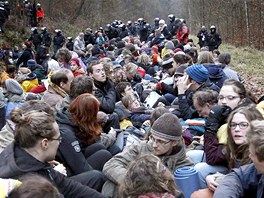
[229,122,249,130]
[50,136,62,143]
[149,135,171,145]
[218,95,240,101]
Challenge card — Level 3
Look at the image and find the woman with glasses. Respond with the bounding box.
[0,106,105,197]
[200,106,263,196]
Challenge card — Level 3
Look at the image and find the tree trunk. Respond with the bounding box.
[70,0,85,24]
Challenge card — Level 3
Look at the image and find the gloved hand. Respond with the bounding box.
[205,105,232,133]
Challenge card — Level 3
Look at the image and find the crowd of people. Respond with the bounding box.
[0,4,264,198]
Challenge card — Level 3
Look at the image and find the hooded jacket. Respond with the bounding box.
[204,64,227,88]
[0,143,105,198]
[56,107,94,176]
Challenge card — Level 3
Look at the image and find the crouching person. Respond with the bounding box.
[102,113,193,198]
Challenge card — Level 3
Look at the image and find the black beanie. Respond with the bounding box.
[151,113,182,140]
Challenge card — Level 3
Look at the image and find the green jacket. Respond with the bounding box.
[102,140,193,198]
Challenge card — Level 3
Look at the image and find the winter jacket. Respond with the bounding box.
[94,79,117,114]
[178,80,220,120]
[204,132,227,166]
[0,120,14,153]
[53,33,65,47]
[0,143,105,198]
[15,48,34,69]
[41,86,64,108]
[204,32,222,51]
[214,163,263,198]
[56,107,94,176]
[102,140,193,197]
[204,64,227,89]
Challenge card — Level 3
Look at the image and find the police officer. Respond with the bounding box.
[53,29,65,55]
[204,25,222,51]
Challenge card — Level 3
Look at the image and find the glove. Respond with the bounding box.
[205,105,232,133]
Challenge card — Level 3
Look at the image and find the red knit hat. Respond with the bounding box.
[69,58,80,66]
[151,45,159,53]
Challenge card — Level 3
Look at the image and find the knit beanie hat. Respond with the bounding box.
[151,113,182,140]
[69,58,80,66]
[4,79,24,95]
[27,59,36,68]
[165,41,175,50]
[185,64,208,84]
[162,58,173,69]
[151,45,159,53]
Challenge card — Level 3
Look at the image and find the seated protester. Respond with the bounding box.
[102,113,193,198]
[137,53,156,76]
[197,51,227,89]
[218,52,240,81]
[161,41,175,59]
[214,120,264,198]
[177,64,220,120]
[88,60,120,132]
[112,64,127,85]
[56,94,113,176]
[69,93,119,156]
[55,48,72,70]
[102,61,115,82]
[0,108,105,197]
[41,69,74,109]
[201,106,263,193]
[0,100,55,154]
[2,79,24,119]
[115,82,139,122]
[119,154,183,198]
[8,175,61,198]
[15,67,38,92]
[0,64,15,85]
[150,45,162,67]
[122,94,152,128]
[26,59,47,84]
[124,62,142,88]
[148,28,166,48]
[69,58,86,77]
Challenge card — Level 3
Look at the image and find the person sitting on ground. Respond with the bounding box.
[0,104,105,197]
[218,52,240,81]
[122,94,152,128]
[214,120,264,197]
[26,59,47,84]
[69,58,86,77]
[119,154,183,198]
[88,60,120,132]
[8,175,61,198]
[177,63,220,120]
[102,112,193,197]
[41,68,74,109]
[197,51,227,89]
[15,67,38,92]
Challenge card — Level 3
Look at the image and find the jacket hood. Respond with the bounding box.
[0,143,46,178]
[204,64,225,79]
[56,107,75,127]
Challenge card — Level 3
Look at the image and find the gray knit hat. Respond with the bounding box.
[151,113,182,140]
[5,79,24,95]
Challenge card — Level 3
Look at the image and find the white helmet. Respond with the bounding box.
[159,19,165,25]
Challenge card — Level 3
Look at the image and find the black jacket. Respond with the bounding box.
[0,143,105,198]
[178,80,220,120]
[94,79,117,114]
[16,48,34,69]
[56,107,94,176]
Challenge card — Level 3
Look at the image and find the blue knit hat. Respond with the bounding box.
[185,64,208,84]
[27,59,36,68]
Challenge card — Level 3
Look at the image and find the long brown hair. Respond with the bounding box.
[70,93,101,146]
[119,154,180,198]
[226,105,263,169]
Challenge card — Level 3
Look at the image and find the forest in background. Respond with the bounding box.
[6,0,263,50]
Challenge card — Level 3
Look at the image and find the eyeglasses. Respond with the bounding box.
[149,135,171,145]
[50,136,62,143]
[229,122,249,130]
[218,95,240,101]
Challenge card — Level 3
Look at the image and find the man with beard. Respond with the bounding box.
[101,113,193,197]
